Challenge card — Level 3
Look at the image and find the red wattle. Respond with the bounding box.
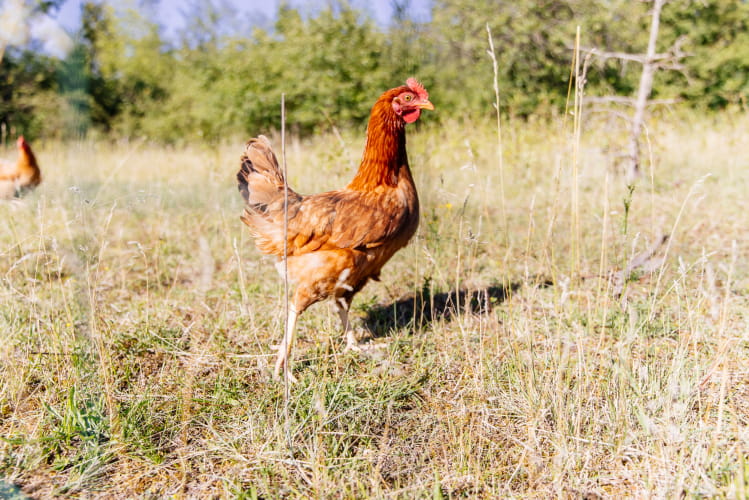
[403,109,421,123]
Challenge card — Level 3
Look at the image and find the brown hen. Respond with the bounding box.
[0,136,41,199]
[237,78,433,381]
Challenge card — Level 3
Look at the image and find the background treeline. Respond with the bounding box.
[2,0,748,142]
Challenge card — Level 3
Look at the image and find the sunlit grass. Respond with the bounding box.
[1,110,748,497]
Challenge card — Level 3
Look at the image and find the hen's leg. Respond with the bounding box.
[335,297,360,352]
[274,309,298,383]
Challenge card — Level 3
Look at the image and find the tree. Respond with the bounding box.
[78,2,171,137]
[0,0,73,139]
[582,0,686,181]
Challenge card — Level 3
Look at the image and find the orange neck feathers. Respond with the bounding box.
[19,144,37,169]
[348,87,410,190]
[17,138,41,183]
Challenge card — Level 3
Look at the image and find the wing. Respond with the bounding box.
[243,188,417,257]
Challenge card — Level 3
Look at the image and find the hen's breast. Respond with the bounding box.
[357,170,419,280]
[0,180,16,199]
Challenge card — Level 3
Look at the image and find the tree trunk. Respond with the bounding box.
[626,0,666,183]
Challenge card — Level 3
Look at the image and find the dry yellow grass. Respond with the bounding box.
[0,110,748,498]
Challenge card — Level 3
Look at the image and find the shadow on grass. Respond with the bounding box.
[364,281,528,337]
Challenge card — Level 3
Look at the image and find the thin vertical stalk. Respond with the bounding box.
[486,24,507,239]
[280,92,292,453]
[596,170,610,347]
[571,26,582,279]
[281,96,289,383]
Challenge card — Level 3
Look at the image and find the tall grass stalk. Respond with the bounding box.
[485,24,506,240]
[570,26,582,279]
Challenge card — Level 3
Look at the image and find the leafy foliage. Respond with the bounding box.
[1,0,748,142]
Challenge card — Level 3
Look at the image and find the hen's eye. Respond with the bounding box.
[404,94,413,102]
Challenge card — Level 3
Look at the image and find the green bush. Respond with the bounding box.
[1,0,747,142]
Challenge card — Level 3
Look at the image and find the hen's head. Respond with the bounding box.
[390,78,433,124]
[17,136,29,151]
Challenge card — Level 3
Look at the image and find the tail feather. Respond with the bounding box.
[237,135,288,207]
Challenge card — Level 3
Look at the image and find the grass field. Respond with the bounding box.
[1,109,748,498]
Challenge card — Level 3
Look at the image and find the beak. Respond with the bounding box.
[418,99,434,111]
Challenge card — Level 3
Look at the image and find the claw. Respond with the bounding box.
[344,327,363,353]
[344,340,363,353]
[273,361,298,384]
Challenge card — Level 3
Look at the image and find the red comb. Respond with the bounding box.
[406,78,429,101]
